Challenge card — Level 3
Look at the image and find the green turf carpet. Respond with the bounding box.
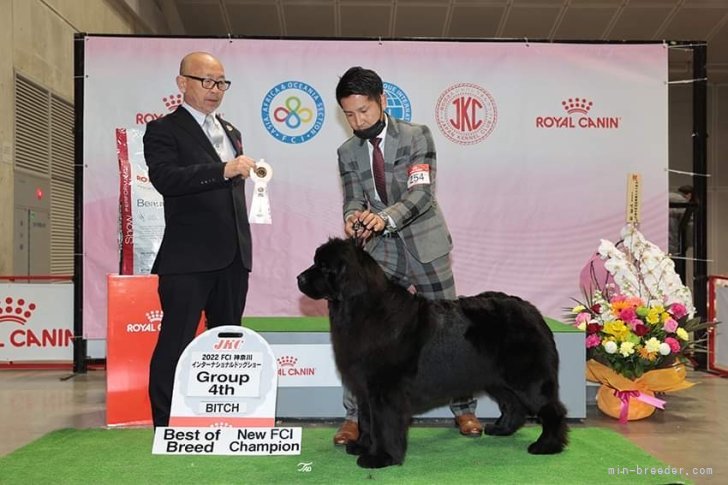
[0,426,687,484]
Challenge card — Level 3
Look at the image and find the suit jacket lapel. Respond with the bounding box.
[383,115,400,203]
[218,115,243,156]
[170,107,220,161]
[353,137,374,195]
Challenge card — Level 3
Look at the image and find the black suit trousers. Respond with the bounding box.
[148,250,249,427]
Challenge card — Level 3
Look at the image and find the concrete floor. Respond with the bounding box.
[0,368,725,483]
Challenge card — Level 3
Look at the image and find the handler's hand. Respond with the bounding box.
[345,211,373,240]
[224,155,257,179]
[359,210,387,234]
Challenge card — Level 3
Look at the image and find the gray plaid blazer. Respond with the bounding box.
[337,115,453,263]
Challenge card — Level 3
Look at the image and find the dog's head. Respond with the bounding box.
[297,237,387,301]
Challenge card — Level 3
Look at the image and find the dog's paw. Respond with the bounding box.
[527,438,565,454]
[345,441,367,456]
[484,424,519,436]
[356,453,397,469]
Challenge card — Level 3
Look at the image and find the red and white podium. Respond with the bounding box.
[106,274,203,426]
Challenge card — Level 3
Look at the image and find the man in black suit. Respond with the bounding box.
[143,51,257,427]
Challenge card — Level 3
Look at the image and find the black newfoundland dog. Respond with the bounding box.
[297,238,568,468]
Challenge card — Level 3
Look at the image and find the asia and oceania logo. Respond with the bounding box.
[435,83,498,145]
[535,97,620,129]
[261,81,325,144]
[383,82,412,122]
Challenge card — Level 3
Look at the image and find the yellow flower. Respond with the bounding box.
[646,308,661,324]
[676,328,689,341]
[603,320,629,341]
[619,341,636,357]
[644,337,661,353]
[572,305,586,313]
[660,311,671,323]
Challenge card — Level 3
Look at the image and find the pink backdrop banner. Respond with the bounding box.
[82,37,668,339]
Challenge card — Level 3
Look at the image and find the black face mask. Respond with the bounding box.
[353,107,386,140]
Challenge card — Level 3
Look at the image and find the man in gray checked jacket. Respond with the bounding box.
[332,66,481,446]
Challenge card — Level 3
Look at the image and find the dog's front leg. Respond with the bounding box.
[356,388,409,469]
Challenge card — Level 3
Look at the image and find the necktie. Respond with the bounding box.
[370,138,387,204]
[204,115,225,157]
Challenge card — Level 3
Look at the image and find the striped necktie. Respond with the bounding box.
[203,115,225,157]
[369,138,387,204]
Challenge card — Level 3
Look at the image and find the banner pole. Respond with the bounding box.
[73,33,88,375]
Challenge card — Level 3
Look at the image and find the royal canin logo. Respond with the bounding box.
[0,297,36,325]
[535,98,620,129]
[125,309,163,333]
[134,94,182,125]
[146,310,163,324]
[277,355,315,377]
[0,297,73,349]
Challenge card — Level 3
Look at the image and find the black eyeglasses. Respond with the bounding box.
[182,75,232,91]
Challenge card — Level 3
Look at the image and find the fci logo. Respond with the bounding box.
[435,83,497,145]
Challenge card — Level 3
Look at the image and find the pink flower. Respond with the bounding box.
[619,307,637,322]
[670,303,688,319]
[663,318,679,333]
[665,337,681,353]
[626,318,643,331]
[585,334,601,349]
[575,312,591,326]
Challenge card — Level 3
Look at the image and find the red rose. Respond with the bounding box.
[586,323,601,334]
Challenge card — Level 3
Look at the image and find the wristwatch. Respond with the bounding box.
[378,211,390,230]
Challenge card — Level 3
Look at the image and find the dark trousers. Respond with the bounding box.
[148,252,249,427]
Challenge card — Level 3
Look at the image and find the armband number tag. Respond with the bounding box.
[407,164,431,188]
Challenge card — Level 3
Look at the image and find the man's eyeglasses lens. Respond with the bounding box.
[183,75,231,91]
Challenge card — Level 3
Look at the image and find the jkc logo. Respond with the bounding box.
[276,355,316,377]
[0,298,72,349]
[135,93,183,125]
[535,98,621,129]
[261,81,325,144]
[213,338,243,351]
[435,83,498,145]
[383,82,412,122]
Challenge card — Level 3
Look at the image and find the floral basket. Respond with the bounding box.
[570,225,714,421]
[587,359,693,422]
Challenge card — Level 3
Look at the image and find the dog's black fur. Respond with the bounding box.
[297,238,568,468]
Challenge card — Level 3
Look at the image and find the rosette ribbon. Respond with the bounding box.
[586,359,694,422]
[248,159,273,224]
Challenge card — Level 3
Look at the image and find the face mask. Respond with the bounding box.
[353,105,386,140]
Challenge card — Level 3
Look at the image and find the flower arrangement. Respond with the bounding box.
[570,225,717,421]
[572,225,709,380]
